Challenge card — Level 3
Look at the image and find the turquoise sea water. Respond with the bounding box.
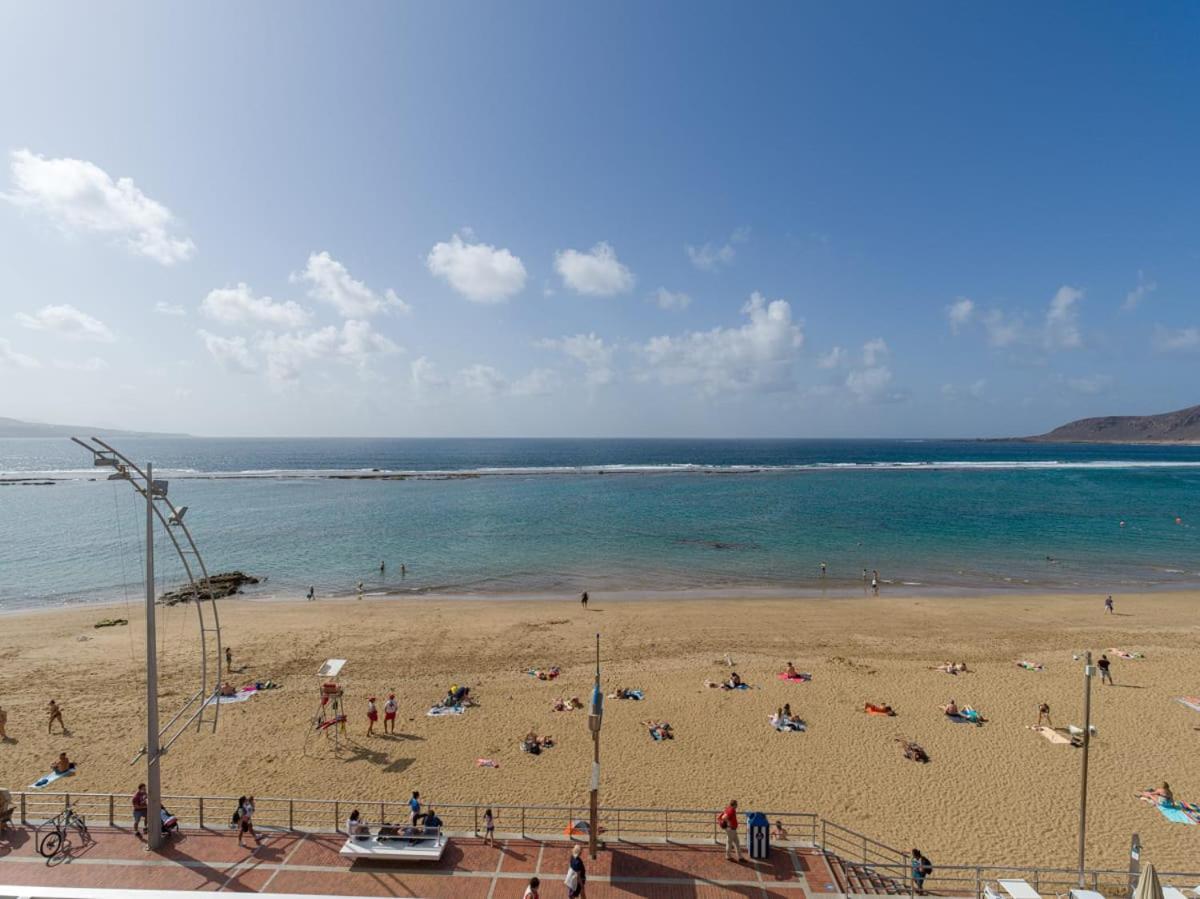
[2,437,1199,610]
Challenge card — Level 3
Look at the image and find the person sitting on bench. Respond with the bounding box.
[422,808,443,837]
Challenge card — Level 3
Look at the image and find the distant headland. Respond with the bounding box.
[0,416,188,439]
[1018,403,1200,444]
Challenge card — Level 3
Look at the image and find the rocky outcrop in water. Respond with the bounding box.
[158,571,260,605]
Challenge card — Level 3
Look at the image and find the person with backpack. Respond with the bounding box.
[718,799,742,862]
[911,848,932,894]
[565,844,587,897]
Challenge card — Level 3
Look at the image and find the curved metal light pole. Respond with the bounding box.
[72,438,224,850]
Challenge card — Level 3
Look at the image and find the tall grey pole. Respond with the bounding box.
[1077,650,1093,885]
[145,463,163,851]
[588,633,601,860]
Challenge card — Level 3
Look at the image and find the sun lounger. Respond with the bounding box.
[1068,889,1106,899]
[997,878,1042,899]
[1163,888,1192,899]
[340,832,447,861]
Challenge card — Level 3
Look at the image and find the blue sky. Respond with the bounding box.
[1,2,1197,437]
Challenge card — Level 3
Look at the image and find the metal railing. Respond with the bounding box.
[11,790,1200,897]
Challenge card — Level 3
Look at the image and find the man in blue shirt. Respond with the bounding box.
[408,791,422,825]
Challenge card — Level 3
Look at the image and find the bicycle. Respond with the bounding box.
[38,805,91,858]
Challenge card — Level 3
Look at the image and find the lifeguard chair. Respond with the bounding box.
[315,658,348,751]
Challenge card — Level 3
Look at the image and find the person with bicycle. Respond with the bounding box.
[132,783,148,838]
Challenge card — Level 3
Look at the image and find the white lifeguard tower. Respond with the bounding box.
[315,658,348,752]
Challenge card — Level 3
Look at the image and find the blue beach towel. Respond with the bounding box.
[627,690,643,700]
[427,704,465,717]
[1158,805,1196,825]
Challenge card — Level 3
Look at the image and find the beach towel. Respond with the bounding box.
[427,704,465,717]
[771,716,807,732]
[1030,725,1072,745]
[1175,697,1200,714]
[1017,660,1044,671]
[215,687,258,704]
[1156,805,1196,825]
[961,709,985,724]
[618,690,644,700]
[476,758,499,768]
[777,672,812,682]
[945,713,973,724]
[31,767,75,789]
[865,705,895,716]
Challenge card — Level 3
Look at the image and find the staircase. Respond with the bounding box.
[825,850,908,895]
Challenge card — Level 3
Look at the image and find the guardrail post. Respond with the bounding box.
[334,801,340,833]
[976,866,982,899]
[108,794,115,827]
[821,818,826,851]
[199,797,205,830]
[289,799,294,831]
[379,801,385,827]
[473,806,478,836]
[521,807,526,838]
[665,809,671,844]
[20,793,26,826]
[615,808,620,842]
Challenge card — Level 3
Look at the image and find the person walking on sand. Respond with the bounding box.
[47,699,65,734]
[366,697,379,735]
[225,646,233,671]
[483,807,495,846]
[566,844,587,897]
[1105,595,1114,614]
[718,799,742,862]
[383,693,398,734]
[581,591,588,609]
[306,586,315,601]
[1037,702,1052,727]
[132,783,148,837]
[1098,654,1113,685]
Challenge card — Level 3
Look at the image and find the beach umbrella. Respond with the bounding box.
[1132,863,1164,899]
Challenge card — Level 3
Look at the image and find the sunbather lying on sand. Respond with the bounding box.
[609,687,642,699]
[529,666,561,680]
[552,696,583,711]
[864,702,895,716]
[521,731,555,754]
[644,720,674,740]
[726,672,743,689]
[1138,783,1175,805]
[895,738,929,763]
[932,661,969,674]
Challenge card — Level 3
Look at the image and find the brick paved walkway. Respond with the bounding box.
[0,827,847,898]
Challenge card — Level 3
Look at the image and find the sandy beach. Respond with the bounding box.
[2,590,1198,872]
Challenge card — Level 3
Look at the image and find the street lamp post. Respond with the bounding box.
[1078,650,1095,885]
[587,633,602,860]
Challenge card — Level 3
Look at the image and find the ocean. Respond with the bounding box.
[2,437,1199,611]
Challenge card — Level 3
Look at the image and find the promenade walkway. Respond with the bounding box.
[0,826,847,898]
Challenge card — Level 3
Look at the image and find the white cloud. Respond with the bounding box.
[155,301,186,316]
[941,379,987,400]
[816,346,846,369]
[651,288,691,311]
[296,251,409,318]
[257,320,399,384]
[1122,270,1156,311]
[686,227,750,272]
[456,363,508,397]
[1044,285,1083,349]
[198,330,257,374]
[201,283,310,328]
[53,357,109,372]
[538,333,614,386]
[510,369,556,397]
[426,232,527,303]
[1153,326,1200,352]
[1066,374,1114,395]
[845,338,898,403]
[946,297,975,333]
[982,309,1024,348]
[410,356,447,395]
[641,292,804,394]
[4,148,195,264]
[555,242,634,296]
[16,304,115,342]
[0,337,40,368]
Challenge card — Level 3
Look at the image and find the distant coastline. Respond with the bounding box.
[0,416,188,439]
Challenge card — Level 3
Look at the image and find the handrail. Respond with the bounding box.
[11,790,1200,891]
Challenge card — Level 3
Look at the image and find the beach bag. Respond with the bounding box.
[717,811,728,830]
[920,858,933,877]
[565,868,580,891]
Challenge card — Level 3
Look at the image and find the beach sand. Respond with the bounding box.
[2,590,1198,871]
